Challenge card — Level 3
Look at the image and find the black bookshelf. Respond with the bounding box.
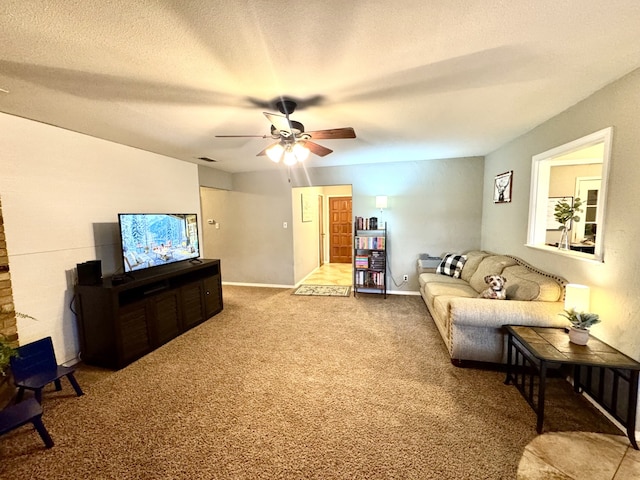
[353,218,387,298]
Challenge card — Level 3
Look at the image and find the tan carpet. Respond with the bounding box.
[0,286,620,479]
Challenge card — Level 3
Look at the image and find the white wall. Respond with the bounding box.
[0,113,201,363]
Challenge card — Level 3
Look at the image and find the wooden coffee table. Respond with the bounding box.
[504,325,640,449]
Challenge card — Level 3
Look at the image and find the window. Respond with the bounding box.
[526,128,612,262]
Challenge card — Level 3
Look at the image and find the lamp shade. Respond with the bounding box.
[266,143,284,163]
[292,142,310,162]
[375,196,388,209]
[564,284,590,312]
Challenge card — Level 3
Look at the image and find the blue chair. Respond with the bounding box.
[10,337,83,403]
[0,397,54,448]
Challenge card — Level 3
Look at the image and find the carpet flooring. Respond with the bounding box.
[0,286,620,479]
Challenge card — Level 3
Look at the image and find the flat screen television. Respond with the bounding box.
[118,213,200,273]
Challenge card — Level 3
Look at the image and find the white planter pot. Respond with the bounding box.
[569,327,590,345]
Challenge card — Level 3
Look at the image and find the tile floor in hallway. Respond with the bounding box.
[518,432,640,479]
[302,262,352,286]
[301,263,640,479]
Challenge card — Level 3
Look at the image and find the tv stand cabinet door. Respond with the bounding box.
[151,290,181,346]
[180,281,205,330]
[203,274,222,318]
[117,301,152,366]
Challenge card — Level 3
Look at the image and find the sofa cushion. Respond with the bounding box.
[424,282,478,302]
[460,251,491,282]
[423,282,474,317]
[436,254,467,278]
[468,255,518,293]
[419,273,469,290]
[501,265,563,302]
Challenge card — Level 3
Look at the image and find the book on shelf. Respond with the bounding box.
[355,255,369,269]
[370,252,384,267]
[354,236,386,250]
[354,270,385,288]
[355,216,385,231]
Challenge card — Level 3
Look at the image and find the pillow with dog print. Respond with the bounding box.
[436,254,467,278]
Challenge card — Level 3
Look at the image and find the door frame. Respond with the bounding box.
[317,194,324,265]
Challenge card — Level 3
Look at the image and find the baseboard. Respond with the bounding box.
[221,281,294,289]
[386,289,421,296]
[221,282,422,297]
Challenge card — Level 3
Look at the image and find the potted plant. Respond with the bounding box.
[0,335,17,376]
[0,335,18,406]
[560,308,600,345]
[554,197,583,250]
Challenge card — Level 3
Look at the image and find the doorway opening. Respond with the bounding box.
[293,185,353,286]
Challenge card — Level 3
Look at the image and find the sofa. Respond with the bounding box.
[418,250,568,365]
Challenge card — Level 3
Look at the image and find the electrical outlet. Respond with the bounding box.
[403,274,408,281]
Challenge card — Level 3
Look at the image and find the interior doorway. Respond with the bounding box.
[293,185,353,287]
[573,177,601,243]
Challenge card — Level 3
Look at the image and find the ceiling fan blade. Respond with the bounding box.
[256,142,279,156]
[264,112,292,136]
[302,141,333,157]
[306,127,356,140]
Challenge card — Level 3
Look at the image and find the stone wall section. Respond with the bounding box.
[0,197,18,346]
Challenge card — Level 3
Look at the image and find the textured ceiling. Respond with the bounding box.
[1,1,640,173]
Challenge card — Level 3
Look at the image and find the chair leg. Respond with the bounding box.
[31,416,54,448]
[54,379,62,391]
[66,373,84,397]
[35,389,43,404]
[15,387,25,403]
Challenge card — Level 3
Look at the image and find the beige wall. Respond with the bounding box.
[482,67,640,360]
[199,168,296,286]
[201,157,484,292]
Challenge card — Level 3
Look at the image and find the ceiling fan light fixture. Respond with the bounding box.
[266,143,284,163]
[293,142,310,162]
[283,151,297,166]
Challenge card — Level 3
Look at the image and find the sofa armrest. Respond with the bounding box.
[449,298,566,329]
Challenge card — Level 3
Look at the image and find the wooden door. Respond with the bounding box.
[329,196,352,263]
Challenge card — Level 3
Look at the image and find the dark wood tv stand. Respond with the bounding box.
[75,259,222,369]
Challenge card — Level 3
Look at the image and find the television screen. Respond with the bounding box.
[118,213,200,273]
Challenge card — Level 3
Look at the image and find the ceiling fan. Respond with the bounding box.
[215,99,356,165]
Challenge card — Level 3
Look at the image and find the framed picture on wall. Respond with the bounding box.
[493,170,513,203]
[301,194,313,222]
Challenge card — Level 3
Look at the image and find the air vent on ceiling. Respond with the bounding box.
[197,156,217,162]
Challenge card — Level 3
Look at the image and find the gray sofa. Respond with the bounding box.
[418,251,568,364]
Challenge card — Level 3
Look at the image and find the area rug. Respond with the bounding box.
[293,284,351,296]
